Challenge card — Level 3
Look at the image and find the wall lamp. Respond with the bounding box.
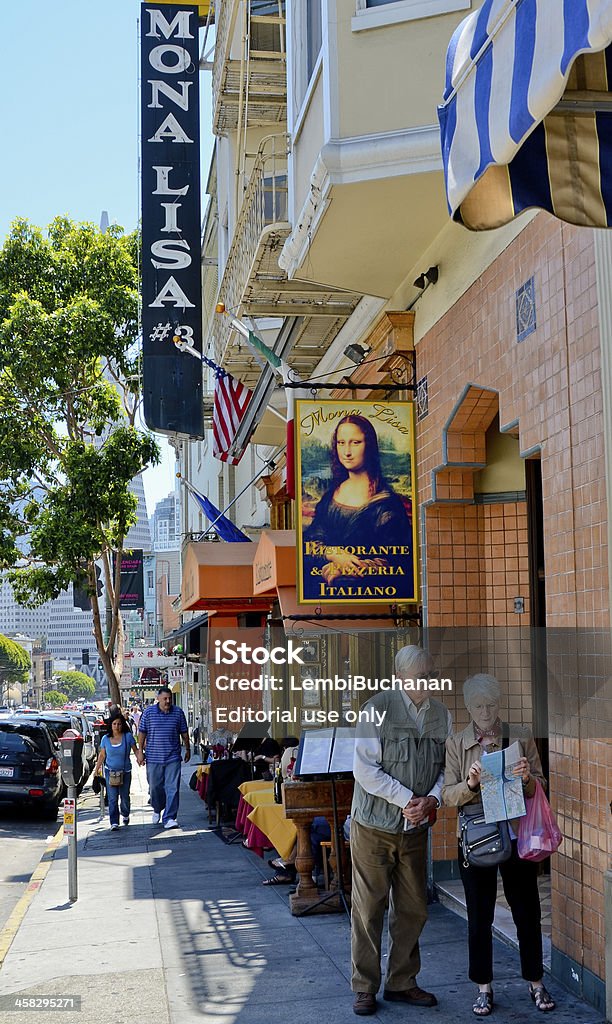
[413,265,439,290]
[343,342,371,365]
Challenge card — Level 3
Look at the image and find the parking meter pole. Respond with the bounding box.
[67,784,78,903]
[58,729,83,905]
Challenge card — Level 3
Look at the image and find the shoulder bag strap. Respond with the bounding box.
[501,721,510,749]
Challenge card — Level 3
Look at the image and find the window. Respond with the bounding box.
[306,0,322,83]
[292,0,323,114]
[147,571,154,591]
[353,0,470,31]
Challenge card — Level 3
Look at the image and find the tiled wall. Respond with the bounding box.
[415,213,610,981]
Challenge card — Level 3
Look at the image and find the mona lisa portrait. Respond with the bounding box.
[296,400,418,604]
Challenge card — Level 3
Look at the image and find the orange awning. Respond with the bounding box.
[182,542,273,613]
[252,530,296,595]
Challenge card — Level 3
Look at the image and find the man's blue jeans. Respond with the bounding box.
[147,760,181,823]
[104,768,132,826]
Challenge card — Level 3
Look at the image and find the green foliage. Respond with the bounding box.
[0,216,160,600]
[54,671,96,699]
[0,633,31,687]
[0,216,161,704]
[44,690,69,708]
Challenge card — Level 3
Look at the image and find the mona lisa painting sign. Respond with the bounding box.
[296,400,418,605]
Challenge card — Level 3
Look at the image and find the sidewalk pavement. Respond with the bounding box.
[0,763,605,1024]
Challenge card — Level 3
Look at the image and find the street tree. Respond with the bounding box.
[0,217,160,706]
[54,670,96,700]
[0,633,30,704]
[44,690,69,708]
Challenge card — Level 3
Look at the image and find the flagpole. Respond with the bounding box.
[178,443,287,537]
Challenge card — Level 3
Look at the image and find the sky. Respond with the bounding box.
[1,1,214,518]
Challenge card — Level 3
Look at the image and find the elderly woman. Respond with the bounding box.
[442,674,555,1016]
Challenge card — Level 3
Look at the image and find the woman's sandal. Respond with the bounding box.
[473,990,494,1016]
[529,985,555,1012]
[262,872,296,886]
[268,857,286,871]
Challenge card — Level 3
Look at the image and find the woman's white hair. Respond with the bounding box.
[394,645,434,678]
[463,673,501,710]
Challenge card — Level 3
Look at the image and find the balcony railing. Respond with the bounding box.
[212,132,290,363]
[212,1,286,135]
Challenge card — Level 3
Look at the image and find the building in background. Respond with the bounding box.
[150,489,180,551]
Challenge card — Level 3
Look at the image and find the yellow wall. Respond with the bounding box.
[474,418,527,494]
[332,0,470,138]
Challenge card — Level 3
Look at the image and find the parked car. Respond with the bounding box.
[17,713,93,793]
[67,712,97,773]
[0,719,63,819]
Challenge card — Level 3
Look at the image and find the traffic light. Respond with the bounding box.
[95,564,103,597]
[82,649,89,666]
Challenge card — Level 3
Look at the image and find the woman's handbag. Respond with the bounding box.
[517,779,562,861]
[108,770,124,787]
[459,802,512,868]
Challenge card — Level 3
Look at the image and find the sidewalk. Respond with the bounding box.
[0,764,605,1024]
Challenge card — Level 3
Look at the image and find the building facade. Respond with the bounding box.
[169,2,611,1011]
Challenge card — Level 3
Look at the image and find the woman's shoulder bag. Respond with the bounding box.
[459,803,512,867]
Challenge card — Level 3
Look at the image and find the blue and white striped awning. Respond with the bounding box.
[438,0,612,229]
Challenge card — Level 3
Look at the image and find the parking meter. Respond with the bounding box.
[58,729,84,788]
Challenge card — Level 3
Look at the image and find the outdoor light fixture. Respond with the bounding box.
[413,266,439,290]
[343,342,370,365]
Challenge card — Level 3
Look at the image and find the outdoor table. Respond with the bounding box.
[235,785,275,832]
[244,800,296,860]
[196,763,210,800]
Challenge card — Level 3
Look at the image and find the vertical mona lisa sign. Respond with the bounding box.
[296,400,418,605]
[141,4,203,437]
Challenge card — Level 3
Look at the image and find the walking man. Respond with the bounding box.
[350,645,452,1016]
[138,685,191,830]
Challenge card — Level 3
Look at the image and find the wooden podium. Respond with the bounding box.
[282,779,354,915]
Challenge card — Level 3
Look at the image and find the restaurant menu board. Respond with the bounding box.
[329,727,356,775]
[294,727,356,779]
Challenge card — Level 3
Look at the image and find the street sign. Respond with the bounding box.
[63,798,76,837]
[124,648,183,668]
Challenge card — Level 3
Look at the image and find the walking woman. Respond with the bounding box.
[442,674,555,1016]
[94,711,142,831]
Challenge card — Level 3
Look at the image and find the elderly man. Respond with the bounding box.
[138,685,190,830]
[350,645,452,1016]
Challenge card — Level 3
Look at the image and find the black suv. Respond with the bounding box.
[0,719,63,819]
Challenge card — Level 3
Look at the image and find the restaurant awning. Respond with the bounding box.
[438,0,612,229]
[252,530,296,595]
[182,541,273,613]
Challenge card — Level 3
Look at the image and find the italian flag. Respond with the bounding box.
[246,332,305,499]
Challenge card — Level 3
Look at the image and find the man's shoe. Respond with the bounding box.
[164,818,179,830]
[110,823,119,831]
[122,817,129,825]
[383,986,438,1007]
[353,992,377,1016]
[150,811,161,825]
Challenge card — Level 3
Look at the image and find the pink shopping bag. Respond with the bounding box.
[517,779,563,861]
